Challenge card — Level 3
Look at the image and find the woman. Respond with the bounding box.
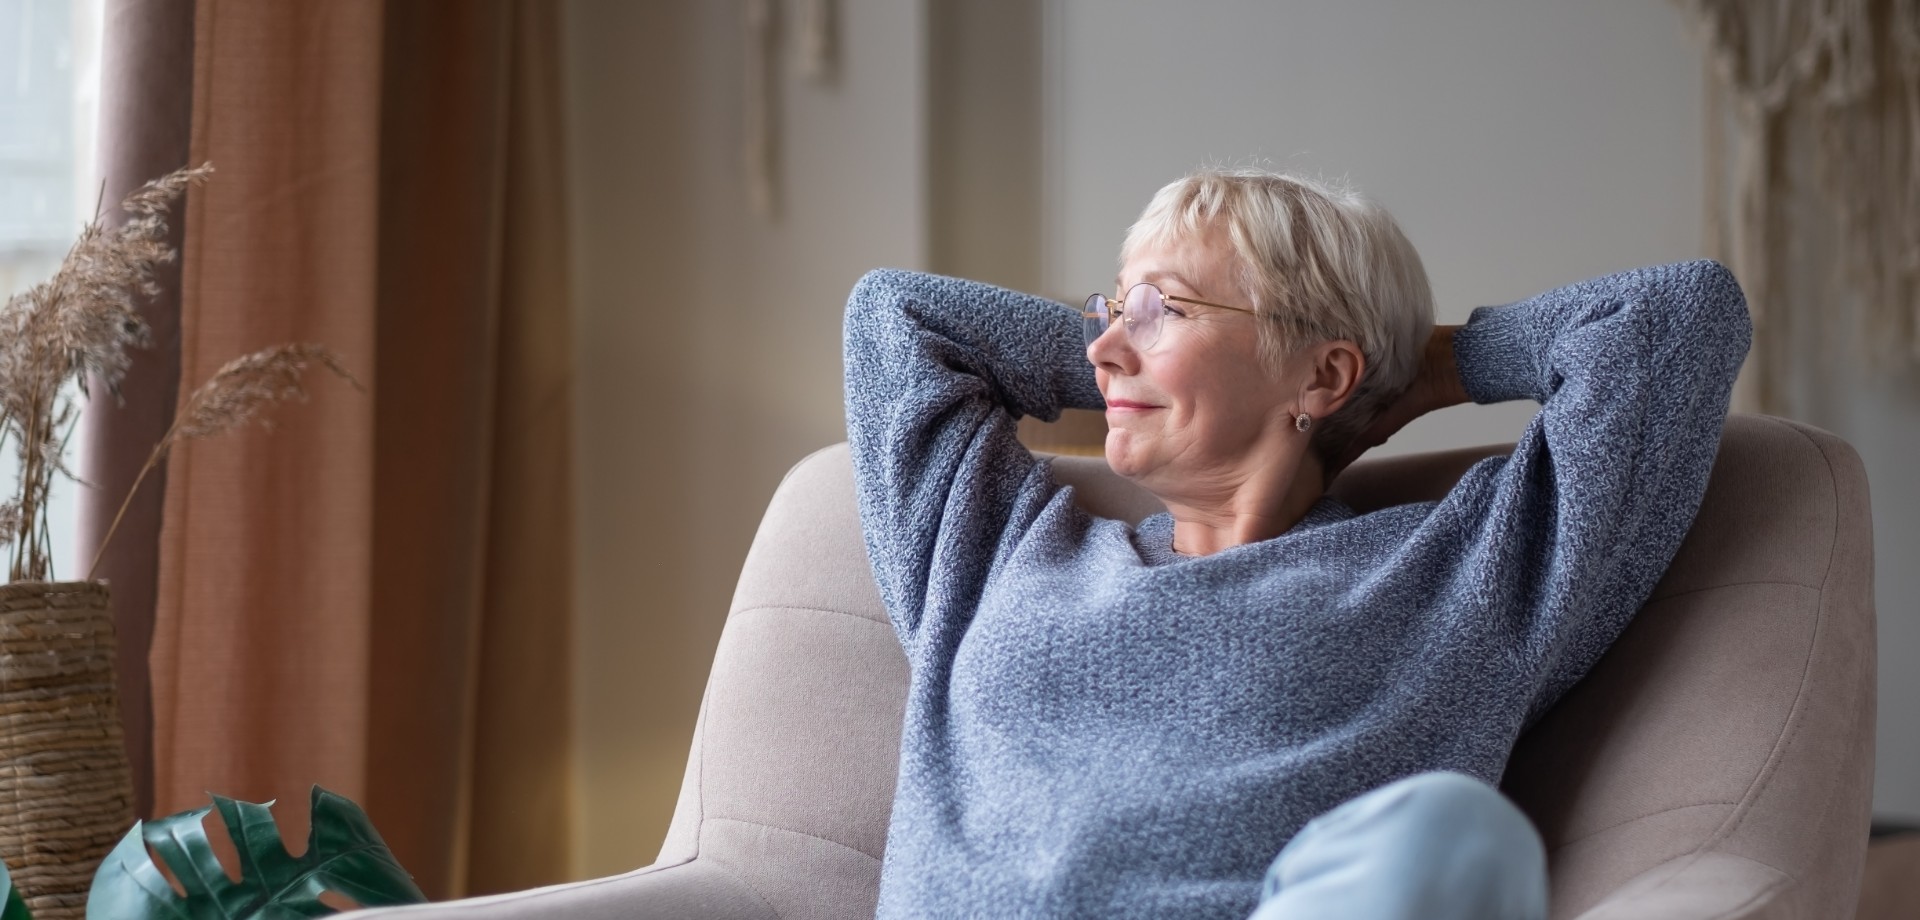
[842,167,1750,920]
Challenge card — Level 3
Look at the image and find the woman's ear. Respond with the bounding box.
[1301,339,1365,419]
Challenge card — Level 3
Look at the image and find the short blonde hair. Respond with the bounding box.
[1120,167,1435,467]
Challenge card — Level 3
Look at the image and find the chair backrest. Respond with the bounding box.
[653,414,1874,920]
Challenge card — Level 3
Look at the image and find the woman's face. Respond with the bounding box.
[1091,230,1307,498]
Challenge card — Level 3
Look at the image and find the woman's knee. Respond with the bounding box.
[1344,772,1546,873]
[1377,772,1541,847]
[1257,772,1548,920]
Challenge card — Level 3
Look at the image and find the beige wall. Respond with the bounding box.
[1041,0,1707,454]
[563,0,927,878]
[565,0,1917,879]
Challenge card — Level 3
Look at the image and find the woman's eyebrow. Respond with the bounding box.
[1137,269,1206,299]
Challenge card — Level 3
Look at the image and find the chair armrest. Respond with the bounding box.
[1572,852,1794,920]
[341,859,777,920]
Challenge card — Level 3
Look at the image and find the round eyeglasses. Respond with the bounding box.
[1083,282,1257,351]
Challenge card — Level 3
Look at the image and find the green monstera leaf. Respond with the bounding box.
[0,852,32,920]
[87,786,426,919]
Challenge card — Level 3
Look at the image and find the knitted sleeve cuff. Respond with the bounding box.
[1451,301,1543,405]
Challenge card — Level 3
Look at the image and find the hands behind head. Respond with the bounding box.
[1325,325,1468,483]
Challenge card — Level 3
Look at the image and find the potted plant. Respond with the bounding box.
[0,786,424,919]
[0,165,364,918]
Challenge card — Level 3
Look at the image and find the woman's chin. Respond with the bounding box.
[1102,432,1149,481]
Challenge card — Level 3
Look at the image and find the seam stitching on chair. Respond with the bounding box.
[1702,867,1791,920]
[1628,418,1835,906]
[1644,580,1819,604]
[729,603,887,625]
[694,824,784,920]
[1571,417,1834,909]
[690,599,888,907]
[1690,420,1848,912]
[695,689,710,863]
[1709,419,1837,846]
[1548,802,1740,852]
[1584,854,1791,920]
[368,857,699,911]
[1796,419,1845,596]
[705,815,886,863]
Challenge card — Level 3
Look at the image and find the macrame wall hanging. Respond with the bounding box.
[1678,0,1920,413]
[795,0,838,83]
[743,0,839,220]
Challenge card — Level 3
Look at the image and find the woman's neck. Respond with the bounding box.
[1164,455,1328,556]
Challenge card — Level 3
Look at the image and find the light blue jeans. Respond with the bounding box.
[1249,772,1549,920]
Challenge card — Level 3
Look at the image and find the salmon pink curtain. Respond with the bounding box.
[136,0,573,900]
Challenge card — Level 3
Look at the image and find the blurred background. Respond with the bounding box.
[2,0,1914,903]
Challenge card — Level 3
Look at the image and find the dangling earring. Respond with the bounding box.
[1294,413,1312,432]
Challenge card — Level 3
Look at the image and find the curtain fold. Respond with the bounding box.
[149,0,573,900]
[81,0,198,823]
[155,0,385,864]
[365,1,511,898]
[464,0,577,894]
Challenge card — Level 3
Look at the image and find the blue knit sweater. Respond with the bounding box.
[843,261,1750,919]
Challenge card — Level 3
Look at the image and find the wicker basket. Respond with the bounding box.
[0,581,135,919]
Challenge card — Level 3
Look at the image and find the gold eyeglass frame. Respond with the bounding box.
[1081,282,1257,347]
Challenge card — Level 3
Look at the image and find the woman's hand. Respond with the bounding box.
[1325,325,1469,482]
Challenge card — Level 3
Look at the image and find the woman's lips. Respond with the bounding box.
[1105,399,1161,412]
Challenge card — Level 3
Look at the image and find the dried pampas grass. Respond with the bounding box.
[174,345,360,440]
[87,344,361,581]
[1,164,212,581]
[3,163,361,583]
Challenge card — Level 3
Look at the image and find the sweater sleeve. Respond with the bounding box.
[843,269,1105,661]
[1435,259,1752,725]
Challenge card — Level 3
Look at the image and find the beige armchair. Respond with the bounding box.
[359,414,1876,919]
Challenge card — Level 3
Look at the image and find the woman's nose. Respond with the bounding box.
[1086,319,1138,373]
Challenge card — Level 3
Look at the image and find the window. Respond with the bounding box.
[0,0,102,580]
